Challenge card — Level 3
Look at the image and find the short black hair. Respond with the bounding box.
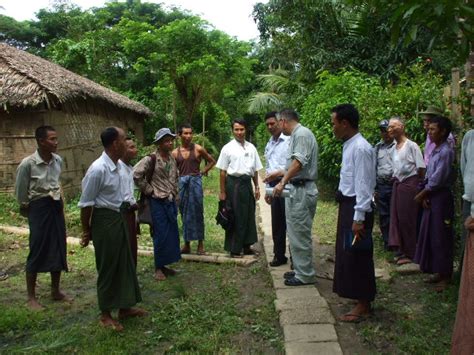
[264,111,278,121]
[232,118,247,129]
[278,109,299,122]
[428,115,452,140]
[178,123,193,135]
[101,127,119,148]
[331,104,359,129]
[35,125,56,141]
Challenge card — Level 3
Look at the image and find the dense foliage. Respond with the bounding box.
[301,64,445,181]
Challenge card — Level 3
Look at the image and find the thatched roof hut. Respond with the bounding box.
[0,43,152,196]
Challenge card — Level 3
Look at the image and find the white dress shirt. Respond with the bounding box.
[216,139,263,176]
[119,160,137,205]
[78,151,125,212]
[338,133,375,221]
[264,133,289,174]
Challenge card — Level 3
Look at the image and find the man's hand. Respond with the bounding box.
[465,216,474,232]
[352,222,364,238]
[273,182,284,197]
[219,192,226,201]
[264,195,272,205]
[264,171,282,184]
[255,188,260,201]
[80,231,91,247]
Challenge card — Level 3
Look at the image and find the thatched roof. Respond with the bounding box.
[0,43,152,116]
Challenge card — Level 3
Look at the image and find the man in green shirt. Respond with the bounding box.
[15,125,70,310]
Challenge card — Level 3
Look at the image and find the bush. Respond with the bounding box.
[301,64,445,182]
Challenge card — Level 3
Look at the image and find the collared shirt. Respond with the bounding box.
[424,132,455,165]
[286,124,318,182]
[338,133,375,221]
[374,140,395,180]
[133,151,179,199]
[78,151,125,212]
[392,139,425,182]
[119,160,137,205]
[216,139,263,177]
[264,133,290,174]
[15,150,62,205]
[424,141,454,191]
[461,130,474,216]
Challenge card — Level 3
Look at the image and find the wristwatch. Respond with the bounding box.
[354,220,364,225]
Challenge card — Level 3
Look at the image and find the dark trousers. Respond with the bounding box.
[271,196,287,261]
[376,183,392,249]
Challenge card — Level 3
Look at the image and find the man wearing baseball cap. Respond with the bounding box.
[374,119,395,250]
[419,106,455,165]
[134,128,181,281]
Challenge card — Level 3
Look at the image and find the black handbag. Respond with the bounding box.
[215,200,234,231]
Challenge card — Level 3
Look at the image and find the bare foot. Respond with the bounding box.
[99,315,123,332]
[118,307,148,320]
[52,291,74,302]
[154,269,166,281]
[27,298,44,311]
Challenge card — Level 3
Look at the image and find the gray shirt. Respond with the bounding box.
[461,129,474,217]
[15,150,63,206]
[286,124,318,182]
[375,140,395,181]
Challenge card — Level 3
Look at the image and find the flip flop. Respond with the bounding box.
[339,312,369,323]
[396,257,412,266]
[196,250,206,256]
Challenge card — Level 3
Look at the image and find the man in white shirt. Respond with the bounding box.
[79,127,145,331]
[331,104,376,322]
[263,111,290,266]
[387,117,425,265]
[216,119,263,257]
[120,137,139,266]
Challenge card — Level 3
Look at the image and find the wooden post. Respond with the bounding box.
[451,68,461,127]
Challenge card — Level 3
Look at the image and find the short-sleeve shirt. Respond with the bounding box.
[286,124,318,181]
[78,151,126,212]
[392,139,425,181]
[216,139,263,177]
[375,140,395,180]
[119,160,137,205]
[15,150,63,205]
[264,133,289,174]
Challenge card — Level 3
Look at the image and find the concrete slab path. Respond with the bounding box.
[256,181,343,355]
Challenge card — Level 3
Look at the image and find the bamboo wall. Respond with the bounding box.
[0,104,144,198]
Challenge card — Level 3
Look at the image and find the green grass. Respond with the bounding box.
[313,180,457,354]
[0,169,283,354]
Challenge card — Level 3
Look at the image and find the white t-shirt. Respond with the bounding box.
[216,139,263,177]
[392,139,425,181]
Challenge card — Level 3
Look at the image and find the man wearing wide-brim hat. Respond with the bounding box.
[134,128,181,281]
[418,105,455,165]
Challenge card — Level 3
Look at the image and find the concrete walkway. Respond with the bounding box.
[256,182,343,355]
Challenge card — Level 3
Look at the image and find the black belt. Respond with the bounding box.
[289,179,313,186]
[376,177,393,185]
